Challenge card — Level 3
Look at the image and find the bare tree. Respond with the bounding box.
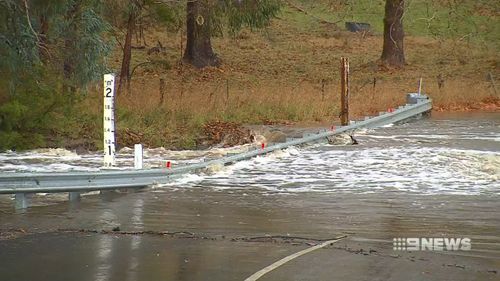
[118,0,145,94]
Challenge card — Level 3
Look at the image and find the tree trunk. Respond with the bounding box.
[118,12,135,94]
[63,38,76,94]
[38,14,49,63]
[381,0,405,68]
[63,1,81,95]
[183,0,220,68]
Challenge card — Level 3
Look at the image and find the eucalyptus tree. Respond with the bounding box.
[0,0,40,90]
[0,0,110,93]
[0,0,109,149]
[182,0,282,68]
[61,0,111,93]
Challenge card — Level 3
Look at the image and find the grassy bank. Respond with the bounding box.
[8,0,500,151]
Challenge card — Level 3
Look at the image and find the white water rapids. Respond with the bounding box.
[0,113,498,196]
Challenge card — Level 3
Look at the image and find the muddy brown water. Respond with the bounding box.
[0,112,499,281]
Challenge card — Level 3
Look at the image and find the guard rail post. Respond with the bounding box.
[15,193,29,210]
[69,192,81,201]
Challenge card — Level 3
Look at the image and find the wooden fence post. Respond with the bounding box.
[488,72,498,96]
[340,57,350,126]
[159,78,166,105]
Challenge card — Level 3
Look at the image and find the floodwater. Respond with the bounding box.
[0,112,499,281]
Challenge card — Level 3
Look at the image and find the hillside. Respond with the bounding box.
[7,0,500,150]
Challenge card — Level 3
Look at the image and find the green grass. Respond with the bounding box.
[290,0,499,47]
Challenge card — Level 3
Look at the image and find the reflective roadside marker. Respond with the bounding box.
[388,108,395,113]
[330,125,336,131]
[134,144,143,169]
[166,161,171,169]
[261,143,265,150]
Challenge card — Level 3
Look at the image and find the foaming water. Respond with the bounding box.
[1,113,499,196]
[162,145,498,195]
[157,113,499,195]
[0,144,257,173]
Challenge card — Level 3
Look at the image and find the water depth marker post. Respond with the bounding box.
[103,73,116,167]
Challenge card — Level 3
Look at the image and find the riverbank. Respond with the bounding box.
[59,3,498,151]
[1,1,498,152]
[62,88,498,152]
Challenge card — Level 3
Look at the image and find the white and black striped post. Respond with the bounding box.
[103,74,116,167]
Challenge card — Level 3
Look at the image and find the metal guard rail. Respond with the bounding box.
[0,98,432,194]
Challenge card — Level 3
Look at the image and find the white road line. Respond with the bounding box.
[244,235,348,281]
